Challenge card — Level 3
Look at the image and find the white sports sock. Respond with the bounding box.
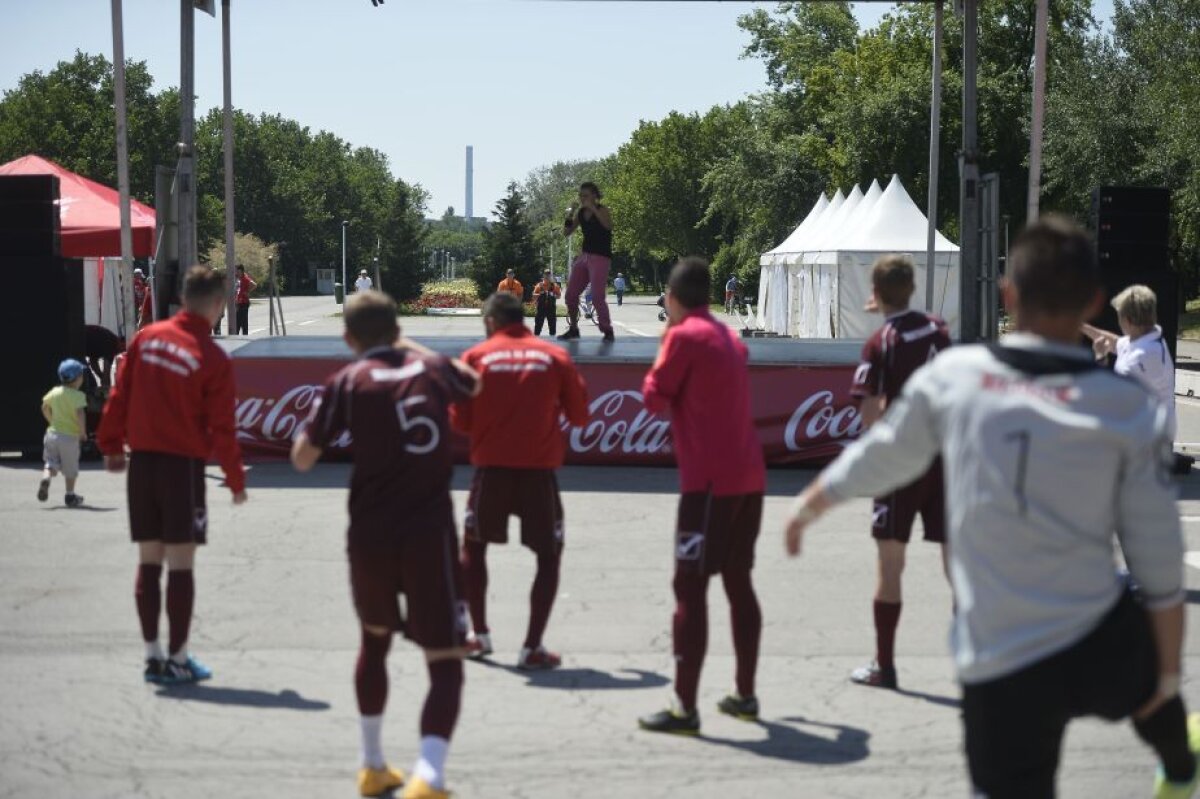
[413,735,449,789]
[144,640,165,661]
[360,715,385,770]
[170,648,189,665]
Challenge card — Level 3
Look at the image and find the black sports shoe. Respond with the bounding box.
[37,478,49,502]
[144,658,167,684]
[638,707,700,736]
[601,330,615,342]
[557,327,581,341]
[850,660,898,689]
[716,694,759,721]
[65,494,84,508]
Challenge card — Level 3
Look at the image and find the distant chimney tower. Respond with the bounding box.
[465,146,474,219]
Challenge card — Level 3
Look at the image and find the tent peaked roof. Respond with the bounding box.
[0,154,156,258]
[807,184,864,252]
[762,193,828,263]
[843,174,958,252]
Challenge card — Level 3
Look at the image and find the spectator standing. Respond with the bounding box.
[355,269,374,293]
[234,264,257,336]
[614,273,627,307]
[532,269,561,336]
[497,269,523,299]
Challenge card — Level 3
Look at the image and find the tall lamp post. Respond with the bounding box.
[340,220,350,304]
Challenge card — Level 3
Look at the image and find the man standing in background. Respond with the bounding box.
[532,269,561,336]
[497,269,523,299]
[234,264,256,336]
[614,273,627,307]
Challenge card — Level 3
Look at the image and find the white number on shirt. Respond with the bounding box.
[395,395,439,455]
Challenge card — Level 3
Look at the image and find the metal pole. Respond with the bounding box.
[340,220,349,304]
[221,0,236,333]
[272,255,287,336]
[1027,0,1049,222]
[925,0,944,316]
[178,0,197,272]
[959,0,981,343]
[111,0,136,342]
[373,255,380,292]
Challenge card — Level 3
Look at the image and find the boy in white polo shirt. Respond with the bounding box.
[1084,284,1175,434]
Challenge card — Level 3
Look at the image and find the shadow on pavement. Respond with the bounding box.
[42,505,117,512]
[473,661,669,691]
[896,688,961,709]
[1187,590,1200,605]
[698,715,870,765]
[154,684,331,710]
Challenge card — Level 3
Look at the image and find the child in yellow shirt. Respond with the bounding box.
[39,359,89,508]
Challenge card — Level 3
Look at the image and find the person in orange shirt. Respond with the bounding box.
[451,292,589,670]
[496,269,523,299]
[532,269,561,336]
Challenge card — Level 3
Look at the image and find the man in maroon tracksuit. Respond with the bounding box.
[847,254,951,690]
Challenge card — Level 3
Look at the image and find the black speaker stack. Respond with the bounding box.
[1091,186,1176,361]
[0,174,85,455]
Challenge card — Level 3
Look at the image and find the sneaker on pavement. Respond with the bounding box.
[143,657,167,684]
[516,645,561,671]
[358,765,405,797]
[850,660,898,690]
[717,693,760,721]
[465,632,493,661]
[638,706,701,736]
[1153,712,1200,799]
[402,776,450,799]
[37,478,49,502]
[65,493,84,508]
[557,327,581,341]
[162,655,213,684]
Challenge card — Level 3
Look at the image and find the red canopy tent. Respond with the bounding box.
[0,154,156,258]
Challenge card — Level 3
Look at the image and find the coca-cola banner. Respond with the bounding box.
[233,357,864,466]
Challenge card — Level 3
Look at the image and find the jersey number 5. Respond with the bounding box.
[396,395,439,455]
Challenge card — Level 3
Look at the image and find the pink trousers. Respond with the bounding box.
[564,253,612,334]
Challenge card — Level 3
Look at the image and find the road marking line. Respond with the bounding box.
[1181,516,1200,523]
[297,320,318,326]
[615,321,651,338]
[248,327,266,335]
[1186,552,1200,571]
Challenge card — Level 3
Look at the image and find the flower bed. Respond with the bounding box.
[399,279,481,315]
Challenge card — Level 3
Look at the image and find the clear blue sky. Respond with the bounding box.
[1,1,1112,219]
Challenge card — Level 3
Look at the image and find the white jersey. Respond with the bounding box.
[1115,325,1175,435]
[822,333,1181,684]
[355,277,373,293]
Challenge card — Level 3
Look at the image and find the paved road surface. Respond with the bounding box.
[4,455,1200,798]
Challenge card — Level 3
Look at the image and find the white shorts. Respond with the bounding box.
[43,431,81,479]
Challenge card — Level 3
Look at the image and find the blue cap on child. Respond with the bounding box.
[58,359,87,383]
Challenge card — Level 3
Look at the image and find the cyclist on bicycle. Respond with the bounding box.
[725,275,740,315]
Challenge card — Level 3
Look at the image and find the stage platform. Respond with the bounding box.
[226,334,864,366]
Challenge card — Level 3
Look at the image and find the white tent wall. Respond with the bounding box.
[836,252,962,338]
[83,258,122,335]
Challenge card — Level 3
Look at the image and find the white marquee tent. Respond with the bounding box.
[757,175,960,338]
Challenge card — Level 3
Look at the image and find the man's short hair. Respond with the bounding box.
[1008,216,1099,316]
[1111,284,1158,328]
[667,256,711,310]
[235,264,245,273]
[181,265,226,306]
[482,291,525,327]
[871,255,916,308]
[343,290,399,348]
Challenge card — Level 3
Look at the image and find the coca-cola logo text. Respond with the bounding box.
[564,390,671,455]
[783,390,862,452]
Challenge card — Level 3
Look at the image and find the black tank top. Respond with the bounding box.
[580,208,613,258]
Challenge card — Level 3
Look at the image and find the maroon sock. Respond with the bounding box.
[874,600,902,670]
[723,569,762,698]
[135,564,163,644]
[166,570,195,657]
[420,659,463,739]
[523,550,561,650]
[461,538,489,635]
[671,569,710,713]
[355,631,392,716]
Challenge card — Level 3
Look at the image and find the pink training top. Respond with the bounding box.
[641,307,766,496]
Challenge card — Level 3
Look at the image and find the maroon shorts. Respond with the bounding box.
[872,459,946,544]
[349,525,469,650]
[675,491,763,576]
[463,467,564,557]
[128,451,207,545]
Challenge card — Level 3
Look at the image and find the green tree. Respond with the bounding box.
[471,182,535,298]
[380,179,431,300]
